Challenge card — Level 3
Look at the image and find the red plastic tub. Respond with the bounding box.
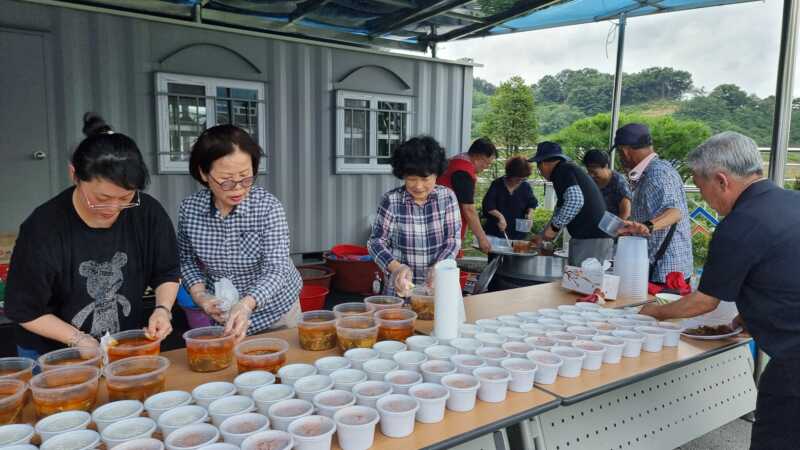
[460,271,472,289]
[299,285,329,311]
[331,244,369,258]
[324,252,380,295]
[297,265,336,290]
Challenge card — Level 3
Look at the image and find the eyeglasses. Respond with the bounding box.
[209,175,256,191]
[79,186,140,210]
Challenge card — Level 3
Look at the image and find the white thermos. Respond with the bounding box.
[433,259,466,341]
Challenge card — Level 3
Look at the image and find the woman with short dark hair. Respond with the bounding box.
[178,125,301,340]
[582,149,632,220]
[5,113,180,358]
[482,156,539,241]
[368,136,461,296]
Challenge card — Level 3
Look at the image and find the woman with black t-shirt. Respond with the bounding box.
[4,113,180,358]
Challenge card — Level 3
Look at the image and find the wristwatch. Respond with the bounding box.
[643,220,655,233]
[549,223,561,234]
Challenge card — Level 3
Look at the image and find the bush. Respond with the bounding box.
[692,232,711,269]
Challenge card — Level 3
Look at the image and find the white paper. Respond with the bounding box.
[433,259,465,341]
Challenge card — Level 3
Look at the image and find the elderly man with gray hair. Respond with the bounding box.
[640,131,800,450]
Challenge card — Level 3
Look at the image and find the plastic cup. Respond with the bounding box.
[312,390,356,418]
[608,318,639,331]
[336,316,379,352]
[497,315,524,327]
[502,341,534,359]
[376,394,419,438]
[106,330,162,363]
[551,347,586,378]
[343,348,379,371]
[35,410,91,442]
[408,383,449,424]
[104,356,170,402]
[363,296,403,313]
[277,364,317,387]
[194,444,235,450]
[572,340,606,370]
[384,370,422,395]
[525,336,556,352]
[588,321,617,336]
[557,305,581,315]
[267,399,314,432]
[40,429,99,450]
[157,405,208,438]
[419,360,457,384]
[314,357,351,376]
[474,319,503,333]
[235,338,289,374]
[566,326,598,340]
[287,415,336,450]
[405,336,438,353]
[626,314,658,325]
[330,369,368,392]
[252,384,295,416]
[598,211,625,237]
[409,287,435,321]
[374,309,417,342]
[475,333,507,348]
[546,331,577,347]
[515,312,540,323]
[293,375,334,402]
[241,430,293,450]
[92,400,144,432]
[423,345,458,361]
[333,302,375,319]
[475,346,509,367]
[612,330,646,357]
[372,341,407,360]
[526,351,563,385]
[393,351,428,373]
[30,365,100,417]
[164,423,219,450]
[333,406,379,450]
[362,359,398,382]
[38,347,101,371]
[219,412,269,446]
[234,371,276,397]
[111,438,164,450]
[537,308,561,319]
[537,318,567,332]
[501,358,538,393]
[101,417,157,448]
[560,315,587,328]
[657,322,684,347]
[635,326,667,352]
[191,382,236,409]
[0,424,34,446]
[458,324,480,338]
[450,354,487,375]
[473,366,511,403]
[144,391,193,421]
[520,323,547,337]
[298,310,337,351]
[599,309,626,319]
[593,336,626,364]
[352,381,393,409]
[497,327,527,342]
[576,302,602,312]
[0,379,26,425]
[182,326,234,373]
[450,338,483,355]
[440,374,480,412]
[208,395,256,427]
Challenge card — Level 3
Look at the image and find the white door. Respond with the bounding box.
[0,29,54,233]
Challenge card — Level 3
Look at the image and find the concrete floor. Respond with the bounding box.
[676,419,753,450]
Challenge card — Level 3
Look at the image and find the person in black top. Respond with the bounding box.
[482,156,539,240]
[582,149,632,220]
[4,113,180,358]
[639,132,800,450]
[528,142,612,266]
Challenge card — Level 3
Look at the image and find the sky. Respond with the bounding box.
[436,0,788,98]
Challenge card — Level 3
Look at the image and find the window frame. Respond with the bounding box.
[155,72,267,174]
[335,90,412,174]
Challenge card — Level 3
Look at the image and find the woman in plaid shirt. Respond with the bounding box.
[368,137,462,296]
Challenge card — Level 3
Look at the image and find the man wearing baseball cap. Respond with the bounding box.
[528,142,612,265]
[614,123,693,283]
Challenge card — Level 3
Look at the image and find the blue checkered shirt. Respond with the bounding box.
[178,186,301,334]
[630,157,694,282]
[552,185,584,229]
[368,185,462,295]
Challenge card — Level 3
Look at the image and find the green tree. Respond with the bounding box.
[480,76,538,155]
[533,75,565,104]
[473,77,497,96]
[537,103,586,136]
[622,67,694,104]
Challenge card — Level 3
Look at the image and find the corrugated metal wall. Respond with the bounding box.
[1,0,473,255]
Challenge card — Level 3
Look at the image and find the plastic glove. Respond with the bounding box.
[146,308,173,340]
[224,300,254,342]
[193,291,226,323]
[390,264,414,297]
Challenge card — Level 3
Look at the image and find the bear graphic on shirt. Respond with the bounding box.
[72,252,132,336]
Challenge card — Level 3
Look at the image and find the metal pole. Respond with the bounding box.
[608,14,626,170]
[768,0,799,186]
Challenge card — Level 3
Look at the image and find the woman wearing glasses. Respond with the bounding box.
[178,125,301,341]
[4,113,180,357]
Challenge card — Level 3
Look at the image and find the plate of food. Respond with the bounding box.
[680,324,743,340]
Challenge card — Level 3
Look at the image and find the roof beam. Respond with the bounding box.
[368,0,476,37]
[369,0,487,23]
[429,0,560,42]
[285,0,332,25]
[594,0,665,21]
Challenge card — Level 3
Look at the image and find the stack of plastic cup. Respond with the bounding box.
[614,236,649,302]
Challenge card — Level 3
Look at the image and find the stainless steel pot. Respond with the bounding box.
[493,252,566,283]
